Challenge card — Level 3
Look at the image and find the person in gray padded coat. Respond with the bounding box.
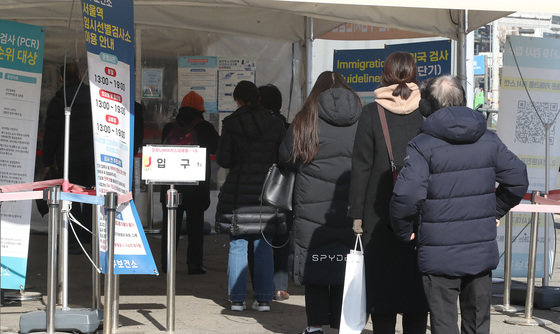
[279,71,361,334]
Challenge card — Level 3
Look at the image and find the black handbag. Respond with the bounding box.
[216,206,288,236]
[260,163,295,212]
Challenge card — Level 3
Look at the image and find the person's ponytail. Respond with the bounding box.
[393,80,412,100]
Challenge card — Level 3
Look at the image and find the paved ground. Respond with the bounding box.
[2,213,560,333]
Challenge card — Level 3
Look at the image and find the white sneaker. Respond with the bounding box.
[252,300,270,312]
[230,301,246,311]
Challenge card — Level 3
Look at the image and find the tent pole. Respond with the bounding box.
[305,16,314,96]
[456,10,467,90]
[544,124,550,286]
[135,28,142,105]
[491,20,500,110]
[59,106,72,309]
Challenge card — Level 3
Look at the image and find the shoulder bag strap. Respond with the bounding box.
[377,104,397,177]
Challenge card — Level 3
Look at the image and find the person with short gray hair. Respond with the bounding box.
[390,75,528,334]
[418,75,465,117]
[430,75,465,108]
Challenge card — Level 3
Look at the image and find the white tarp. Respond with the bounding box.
[272,0,560,13]
[0,0,515,61]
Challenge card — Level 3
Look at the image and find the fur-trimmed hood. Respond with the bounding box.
[373,83,420,115]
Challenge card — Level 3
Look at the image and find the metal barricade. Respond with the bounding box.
[46,187,61,333]
[504,191,552,326]
[103,192,118,334]
[166,186,179,333]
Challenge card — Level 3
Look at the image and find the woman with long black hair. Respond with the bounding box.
[279,71,361,334]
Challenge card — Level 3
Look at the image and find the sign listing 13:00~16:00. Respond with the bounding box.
[81,0,157,275]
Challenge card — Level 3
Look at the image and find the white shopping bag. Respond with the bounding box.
[339,234,367,334]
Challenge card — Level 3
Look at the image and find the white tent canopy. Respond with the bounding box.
[0,0,519,61]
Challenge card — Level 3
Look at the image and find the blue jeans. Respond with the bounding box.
[228,235,274,303]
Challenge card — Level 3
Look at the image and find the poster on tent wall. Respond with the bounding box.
[141,68,163,99]
[0,20,43,289]
[333,40,451,104]
[177,56,218,113]
[81,0,157,275]
[218,56,256,112]
[494,35,560,278]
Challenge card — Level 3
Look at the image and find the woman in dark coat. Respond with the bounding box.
[279,71,361,334]
[348,52,428,334]
[215,81,286,312]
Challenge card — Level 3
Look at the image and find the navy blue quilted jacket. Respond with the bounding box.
[390,106,528,276]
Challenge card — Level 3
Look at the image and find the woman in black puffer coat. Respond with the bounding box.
[215,81,286,312]
[278,71,361,334]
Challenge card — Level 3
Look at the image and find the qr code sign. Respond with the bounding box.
[515,100,559,144]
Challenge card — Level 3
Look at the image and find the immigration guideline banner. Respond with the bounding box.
[494,35,560,278]
[333,40,451,104]
[81,0,157,275]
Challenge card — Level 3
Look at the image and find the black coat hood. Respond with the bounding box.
[421,106,486,144]
[318,88,361,127]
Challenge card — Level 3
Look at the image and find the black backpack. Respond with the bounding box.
[163,120,200,145]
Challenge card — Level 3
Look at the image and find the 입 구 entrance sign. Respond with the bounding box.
[142,146,206,185]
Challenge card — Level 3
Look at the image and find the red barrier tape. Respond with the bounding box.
[118,192,133,206]
[0,179,96,196]
[0,179,64,192]
[534,195,560,206]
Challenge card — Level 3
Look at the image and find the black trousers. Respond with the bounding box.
[161,203,205,271]
[273,232,290,291]
[304,283,343,329]
[371,312,427,334]
[422,272,492,334]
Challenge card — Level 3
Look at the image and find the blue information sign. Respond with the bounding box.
[333,40,452,92]
[473,55,485,76]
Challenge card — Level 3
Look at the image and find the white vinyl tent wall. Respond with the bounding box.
[7,1,560,126]
[0,1,523,61]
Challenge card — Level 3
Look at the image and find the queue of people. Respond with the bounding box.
[161,62,528,333]
[44,54,529,334]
